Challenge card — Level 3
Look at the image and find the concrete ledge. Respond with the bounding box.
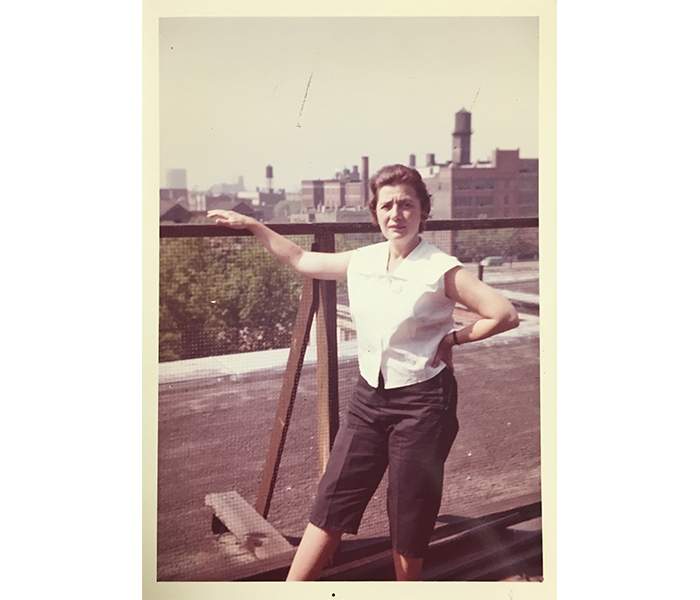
[158,314,539,386]
[498,289,539,313]
[158,337,359,385]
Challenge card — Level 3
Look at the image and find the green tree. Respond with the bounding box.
[159,236,305,361]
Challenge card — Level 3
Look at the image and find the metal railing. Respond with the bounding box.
[160,217,538,238]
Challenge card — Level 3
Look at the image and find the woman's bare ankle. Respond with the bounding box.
[286,523,343,581]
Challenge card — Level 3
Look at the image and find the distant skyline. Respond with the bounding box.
[160,17,538,192]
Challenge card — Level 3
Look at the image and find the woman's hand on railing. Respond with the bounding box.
[205,209,350,280]
[207,210,258,230]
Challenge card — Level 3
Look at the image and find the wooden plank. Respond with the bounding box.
[254,277,318,517]
[313,234,340,474]
[205,490,296,580]
[423,531,542,581]
[206,491,294,558]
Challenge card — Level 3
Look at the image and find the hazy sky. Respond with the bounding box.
[159,17,538,192]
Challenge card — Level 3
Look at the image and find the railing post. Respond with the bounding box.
[312,233,340,476]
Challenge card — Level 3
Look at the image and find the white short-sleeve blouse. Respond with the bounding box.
[346,237,462,389]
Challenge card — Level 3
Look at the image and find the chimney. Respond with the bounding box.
[361,156,369,206]
[426,153,435,167]
[409,154,416,167]
[265,165,274,192]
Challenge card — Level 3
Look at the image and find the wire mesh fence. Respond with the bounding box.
[157,219,541,581]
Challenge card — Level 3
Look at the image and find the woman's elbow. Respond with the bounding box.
[501,305,520,331]
[288,248,306,272]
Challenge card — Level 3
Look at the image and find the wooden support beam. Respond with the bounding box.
[312,234,340,475]
[254,277,318,518]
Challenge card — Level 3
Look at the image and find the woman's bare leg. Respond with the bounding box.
[392,551,424,581]
[286,523,343,581]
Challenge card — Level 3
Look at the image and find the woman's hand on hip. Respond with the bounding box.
[431,333,455,369]
[207,209,258,230]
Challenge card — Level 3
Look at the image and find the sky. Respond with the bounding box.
[159,17,538,192]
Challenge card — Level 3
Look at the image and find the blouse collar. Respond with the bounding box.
[383,237,426,277]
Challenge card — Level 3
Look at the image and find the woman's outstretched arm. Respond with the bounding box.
[207,210,351,281]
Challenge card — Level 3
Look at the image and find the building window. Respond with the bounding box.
[473,180,495,190]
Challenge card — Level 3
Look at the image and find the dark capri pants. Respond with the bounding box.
[309,367,459,558]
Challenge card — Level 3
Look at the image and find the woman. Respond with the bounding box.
[208,164,519,581]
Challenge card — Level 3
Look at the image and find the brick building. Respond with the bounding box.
[301,157,369,213]
[299,110,536,224]
[418,109,538,220]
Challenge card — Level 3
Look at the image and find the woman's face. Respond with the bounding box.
[375,184,423,243]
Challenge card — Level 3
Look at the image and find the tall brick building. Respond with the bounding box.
[418,109,538,220]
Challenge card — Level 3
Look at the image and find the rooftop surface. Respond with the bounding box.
[156,263,542,581]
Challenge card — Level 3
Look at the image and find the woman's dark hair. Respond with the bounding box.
[369,164,432,232]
